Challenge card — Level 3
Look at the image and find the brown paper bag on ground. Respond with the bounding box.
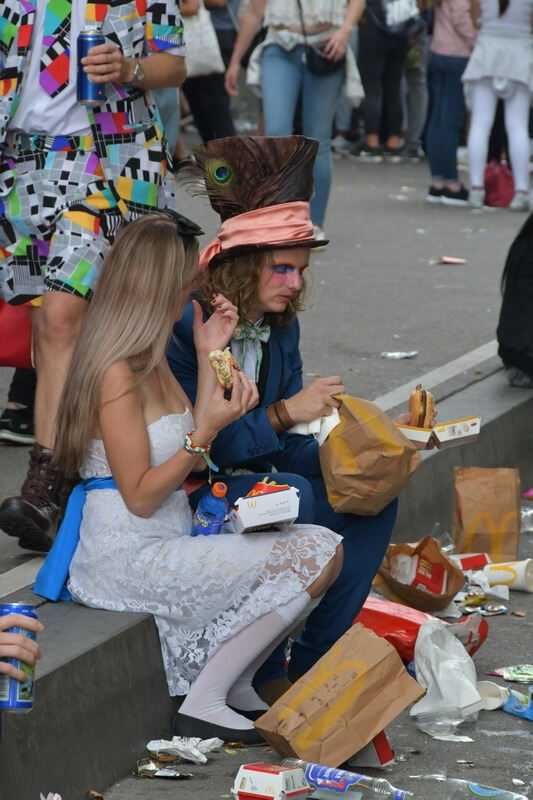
[319,395,420,516]
[254,624,423,766]
[378,536,465,612]
[452,467,520,563]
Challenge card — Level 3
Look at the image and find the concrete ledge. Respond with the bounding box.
[0,602,174,799]
[1,368,532,798]
[391,370,533,540]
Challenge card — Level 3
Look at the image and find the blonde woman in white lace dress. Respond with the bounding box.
[50,211,343,745]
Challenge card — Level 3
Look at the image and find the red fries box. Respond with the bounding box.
[378,536,465,613]
[254,624,423,766]
[227,479,300,534]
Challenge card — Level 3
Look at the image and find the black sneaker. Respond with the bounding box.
[441,184,469,206]
[383,145,405,164]
[426,185,444,204]
[351,142,384,163]
[0,407,35,445]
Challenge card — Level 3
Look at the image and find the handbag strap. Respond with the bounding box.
[295,0,310,45]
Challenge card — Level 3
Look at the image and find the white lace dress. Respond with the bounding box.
[68,411,341,696]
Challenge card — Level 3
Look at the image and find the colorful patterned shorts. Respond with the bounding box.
[0,125,169,305]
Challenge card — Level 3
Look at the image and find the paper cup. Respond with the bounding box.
[477,681,510,710]
[483,559,533,592]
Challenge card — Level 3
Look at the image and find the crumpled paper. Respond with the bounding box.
[146,736,223,764]
[410,619,484,741]
[40,795,62,800]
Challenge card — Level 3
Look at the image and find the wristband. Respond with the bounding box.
[184,432,219,480]
[275,399,294,430]
[267,405,284,434]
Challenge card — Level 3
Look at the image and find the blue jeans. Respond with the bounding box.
[189,473,397,684]
[260,43,345,226]
[426,52,468,182]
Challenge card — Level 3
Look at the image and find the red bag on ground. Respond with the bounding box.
[0,299,32,368]
[484,160,514,207]
[354,596,489,661]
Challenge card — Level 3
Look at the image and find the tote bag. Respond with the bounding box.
[183,1,225,78]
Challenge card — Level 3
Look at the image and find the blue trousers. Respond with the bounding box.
[426,52,468,183]
[189,473,397,683]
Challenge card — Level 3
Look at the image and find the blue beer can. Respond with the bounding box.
[0,603,38,713]
[77,30,106,106]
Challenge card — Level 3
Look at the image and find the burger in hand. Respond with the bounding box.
[409,384,436,429]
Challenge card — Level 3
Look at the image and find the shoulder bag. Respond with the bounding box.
[295,0,346,76]
[183,0,225,78]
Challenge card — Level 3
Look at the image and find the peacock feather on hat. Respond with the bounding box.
[179,135,318,221]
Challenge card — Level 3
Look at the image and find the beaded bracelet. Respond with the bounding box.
[184,431,219,481]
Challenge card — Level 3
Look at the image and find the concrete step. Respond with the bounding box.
[1,368,532,799]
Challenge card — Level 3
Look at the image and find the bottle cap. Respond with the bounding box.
[212,481,227,498]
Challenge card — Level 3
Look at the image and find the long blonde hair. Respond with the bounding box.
[54,213,199,474]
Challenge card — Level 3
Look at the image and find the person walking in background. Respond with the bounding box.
[424,0,476,205]
[404,25,430,161]
[181,0,237,142]
[464,0,533,211]
[356,0,423,162]
[0,1,186,553]
[224,0,364,239]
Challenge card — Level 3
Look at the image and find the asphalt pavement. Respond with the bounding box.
[1,154,532,799]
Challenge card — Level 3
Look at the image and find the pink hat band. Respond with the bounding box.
[199,201,314,271]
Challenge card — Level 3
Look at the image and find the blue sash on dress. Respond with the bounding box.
[34,477,117,602]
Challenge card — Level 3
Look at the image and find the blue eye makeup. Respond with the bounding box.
[272,263,295,275]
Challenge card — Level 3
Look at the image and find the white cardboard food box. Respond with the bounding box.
[398,415,481,450]
[227,486,300,534]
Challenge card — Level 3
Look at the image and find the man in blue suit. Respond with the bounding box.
[167,135,398,702]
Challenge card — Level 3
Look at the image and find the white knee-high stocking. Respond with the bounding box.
[179,591,311,730]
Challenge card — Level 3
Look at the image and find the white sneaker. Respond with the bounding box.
[313,224,327,249]
[509,191,530,212]
[469,188,485,209]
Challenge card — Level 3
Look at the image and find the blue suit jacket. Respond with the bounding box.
[168,301,322,477]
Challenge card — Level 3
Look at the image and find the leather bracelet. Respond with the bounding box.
[266,404,285,434]
[276,399,294,430]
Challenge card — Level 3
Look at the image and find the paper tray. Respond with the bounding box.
[398,416,481,449]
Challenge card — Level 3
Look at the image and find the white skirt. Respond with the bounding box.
[462,30,533,106]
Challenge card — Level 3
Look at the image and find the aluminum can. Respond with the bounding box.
[0,603,38,712]
[77,30,106,106]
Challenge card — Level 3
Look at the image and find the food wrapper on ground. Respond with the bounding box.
[136,758,194,778]
[502,689,533,721]
[410,619,484,738]
[146,735,223,764]
[486,665,533,683]
[254,624,423,766]
[40,795,62,800]
[319,395,420,516]
[452,467,521,563]
[379,536,465,612]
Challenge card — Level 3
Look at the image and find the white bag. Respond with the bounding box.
[183,1,225,78]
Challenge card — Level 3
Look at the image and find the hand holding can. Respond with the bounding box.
[0,606,43,712]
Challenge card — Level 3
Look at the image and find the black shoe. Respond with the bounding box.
[404,144,425,163]
[171,711,266,745]
[426,185,444,204]
[351,142,384,163]
[441,184,469,206]
[383,144,405,164]
[0,407,35,445]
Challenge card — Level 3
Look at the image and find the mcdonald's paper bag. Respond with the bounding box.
[378,536,466,613]
[452,467,520,563]
[319,395,421,515]
[254,624,423,766]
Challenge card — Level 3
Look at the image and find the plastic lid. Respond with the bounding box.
[212,482,227,498]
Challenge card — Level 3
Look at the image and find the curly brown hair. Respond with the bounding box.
[198,249,307,329]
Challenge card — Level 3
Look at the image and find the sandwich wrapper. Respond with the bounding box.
[227,478,300,534]
[397,415,481,449]
[254,624,423,766]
